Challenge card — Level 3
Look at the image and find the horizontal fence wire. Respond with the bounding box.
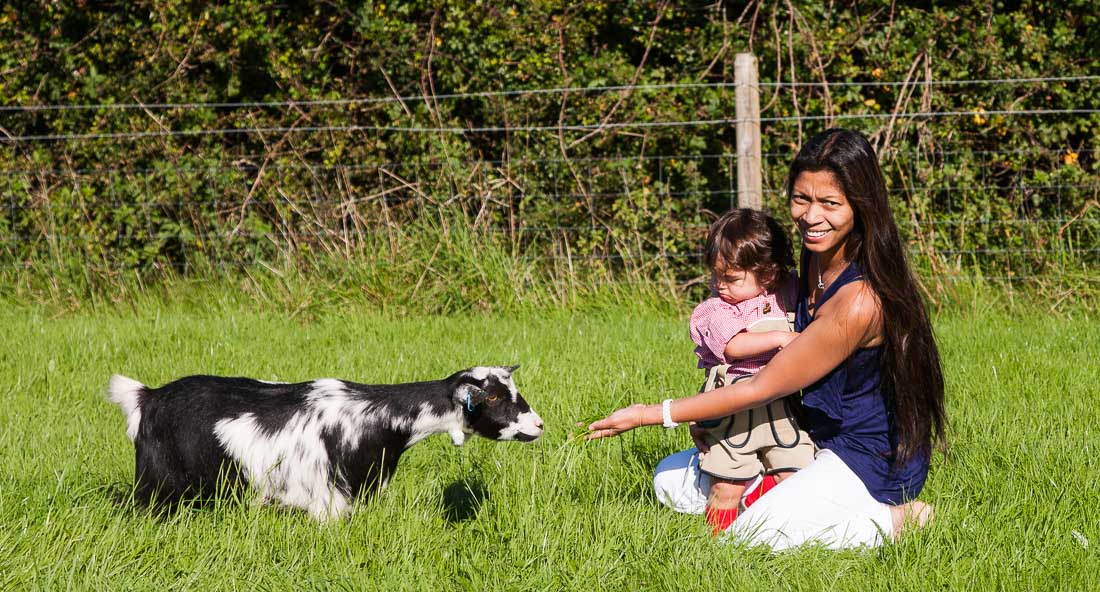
[3,75,1099,113]
[0,147,1096,176]
[5,108,1100,142]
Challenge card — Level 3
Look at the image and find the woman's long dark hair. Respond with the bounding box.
[787,128,946,464]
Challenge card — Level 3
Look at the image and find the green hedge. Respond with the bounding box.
[1,1,1097,306]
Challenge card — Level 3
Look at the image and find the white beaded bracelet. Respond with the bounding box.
[661,399,679,429]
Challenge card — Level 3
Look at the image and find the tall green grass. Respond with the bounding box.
[3,215,695,318]
[0,299,1096,590]
[6,210,1098,318]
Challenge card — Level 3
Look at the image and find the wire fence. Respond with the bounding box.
[2,76,1098,288]
[4,108,1099,142]
[4,75,1099,114]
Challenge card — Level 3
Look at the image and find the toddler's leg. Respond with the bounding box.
[706,477,749,534]
[708,478,747,508]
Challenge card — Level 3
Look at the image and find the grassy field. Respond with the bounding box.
[0,299,1097,590]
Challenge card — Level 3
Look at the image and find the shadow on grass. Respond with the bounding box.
[102,481,135,508]
[100,479,255,519]
[442,479,490,524]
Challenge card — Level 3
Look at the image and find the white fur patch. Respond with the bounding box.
[107,374,145,441]
[211,379,382,520]
[213,411,351,520]
[303,379,389,450]
[497,410,544,440]
[406,403,465,448]
[465,367,494,381]
[448,427,467,446]
[466,366,520,402]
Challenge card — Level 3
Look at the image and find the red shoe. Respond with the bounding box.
[741,473,777,509]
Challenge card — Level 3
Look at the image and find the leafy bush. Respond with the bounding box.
[1,1,1097,310]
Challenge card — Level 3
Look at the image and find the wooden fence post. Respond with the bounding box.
[734,53,762,210]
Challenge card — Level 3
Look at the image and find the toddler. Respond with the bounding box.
[689,208,815,534]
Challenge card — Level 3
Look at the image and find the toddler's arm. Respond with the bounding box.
[723,330,799,360]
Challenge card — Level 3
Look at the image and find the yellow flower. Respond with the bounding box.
[871,67,883,80]
[1064,151,1079,165]
[864,98,877,107]
[972,107,987,126]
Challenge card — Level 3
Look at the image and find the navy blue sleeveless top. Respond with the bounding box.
[795,259,928,504]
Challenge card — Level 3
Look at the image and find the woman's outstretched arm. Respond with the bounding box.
[587,282,882,439]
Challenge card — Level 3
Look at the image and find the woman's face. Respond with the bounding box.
[789,170,856,255]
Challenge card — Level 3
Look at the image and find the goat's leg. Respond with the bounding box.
[306,488,352,522]
[133,439,189,507]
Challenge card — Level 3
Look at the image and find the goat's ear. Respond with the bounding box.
[454,382,489,408]
[504,364,520,374]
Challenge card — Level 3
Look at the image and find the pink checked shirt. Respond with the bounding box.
[689,276,796,374]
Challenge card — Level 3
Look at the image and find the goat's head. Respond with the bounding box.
[451,366,543,443]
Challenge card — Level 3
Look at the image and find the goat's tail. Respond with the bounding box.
[107,374,147,442]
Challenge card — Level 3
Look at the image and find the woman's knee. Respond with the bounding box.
[652,449,707,514]
[652,451,691,496]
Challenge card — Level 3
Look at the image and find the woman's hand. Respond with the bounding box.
[586,403,650,440]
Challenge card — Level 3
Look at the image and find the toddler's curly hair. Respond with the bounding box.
[704,208,795,291]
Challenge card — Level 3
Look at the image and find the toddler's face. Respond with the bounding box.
[711,265,766,305]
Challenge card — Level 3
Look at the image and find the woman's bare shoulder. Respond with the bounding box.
[817,280,883,346]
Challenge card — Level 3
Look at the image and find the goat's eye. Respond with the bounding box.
[487,394,500,403]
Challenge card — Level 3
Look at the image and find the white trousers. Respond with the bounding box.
[653,448,895,551]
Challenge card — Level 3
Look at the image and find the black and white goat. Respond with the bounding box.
[106,366,543,520]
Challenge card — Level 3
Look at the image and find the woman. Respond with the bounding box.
[587,128,946,550]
